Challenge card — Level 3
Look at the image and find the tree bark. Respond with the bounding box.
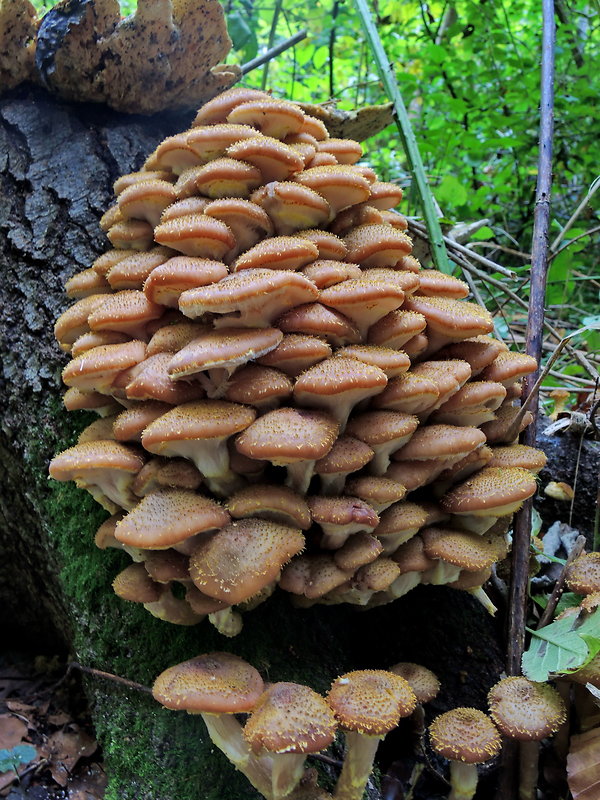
[0,84,505,800]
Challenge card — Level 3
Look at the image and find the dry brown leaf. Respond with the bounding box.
[0,715,28,749]
[568,725,600,799]
[40,727,97,787]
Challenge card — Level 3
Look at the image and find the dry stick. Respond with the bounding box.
[67,660,153,694]
[497,4,556,799]
[241,30,308,75]
[536,535,587,629]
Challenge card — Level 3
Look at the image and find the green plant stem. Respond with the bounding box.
[261,0,284,90]
[353,0,452,274]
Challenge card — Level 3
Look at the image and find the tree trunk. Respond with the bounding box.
[0,84,505,800]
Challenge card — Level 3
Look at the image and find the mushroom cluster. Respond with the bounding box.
[152,651,434,800]
[49,86,546,636]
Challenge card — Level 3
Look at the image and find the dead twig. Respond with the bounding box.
[536,535,586,629]
[241,30,308,75]
[66,661,153,694]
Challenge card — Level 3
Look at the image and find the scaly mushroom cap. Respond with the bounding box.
[487,444,547,474]
[294,166,372,215]
[243,682,337,754]
[257,334,332,377]
[153,213,236,259]
[227,484,311,529]
[151,133,200,174]
[193,88,272,126]
[367,309,427,349]
[393,425,486,462]
[345,476,407,513]
[113,401,172,442]
[178,269,318,327]
[143,549,191,583]
[374,502,429,542]
[404,296,494,341]
[436,336,507,376]
[479,403,533,444]
[277,303,361,346]
[333,532,383,571]
[430,381,507,426]
[297,229,348,260]
[186,123,258,161]
[175,158,263,199]
[117,179,177,228]
[385,459,444,492]
[317,138,363,165]
[392,535,436,573]
[314,436,374,478]
[227,98,306,139]
[440,467,538,516]
[123,353,206,404]
[488,677,566,741]
[429,708,501,763]
[167,327,283,380]
[146,321,210,356]
[77,416,117,444]
[232,235,319,272]
[366,181,404,209]
[309,496,380,538]
[106,246,174,291]
[224,364,293,410]
[65,268,112,299]
[336,345,411,378]
[480,351,538,387]
[421,527,509,571]
[107,219,155,250]
[144,257,228,308]
[327,670,417,735]
[371,372,439,415]
[54,294,109,350]
[319,278,405,338]
[160,197,210,221]
[203,198,273,257]
[343,223,412,268]
[416,270,470,299]
[565,552,600,595]
[115,489,230,549]
[389,663,440,704]
[132,456,203,496]
[235,407,339,465]
[113,562,163,603]
[251,181,332,234]
[227,136,306,183]
[301,260,362,289]
[189,518,305,603]
[87,290,163,339]
[152,652,264,713]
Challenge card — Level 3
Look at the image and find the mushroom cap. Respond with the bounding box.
[224,364,293,409]
[49,440,144,481]
[488,677,566,742]
[345,476,407,511]
[294,165,371,215]
[346,410,418,447]
[154,213,236,259]
[416,270,470,299]
[143,256,228,308]
[333,532,383,571]
[232,235,319,272]
[421,527,508,571]
[480,351,538,386]
[112,563,163,603]
[429,708,501,763]
[115,489,230,549]
[227,98,306,139]
[314,435,374,476]
[336,345,411,378]
[142,400,256,449]
[227,484,311,529]
[372,372,440,415]
[235,407,339,465]
[189,518,305,604]
[565,552,600,595]
[277,302,361,346]
[257,333,332,377]
[152,652,264,713]
[327,670,417,735]
[368,309,427,349]
[243,682,337,754]
[193,87,272,126]
[374,502,429,539]
[404,296,494,339]
[297,229,348,260]
[487,444,547,474]
[343,223,412,267]
[393,425,486,462]
[186,122,258,160]
[440,467,538,516]
[388,663,440,704]
[301,260,362,289]
[175,158,263,199]
[251,180,332,235]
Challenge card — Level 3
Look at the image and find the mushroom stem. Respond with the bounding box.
[271,752,308,800]
[208,607,244,637]
[518,740,540,800]
[448,760,478,800]
[201,713,274,799]
[467,586,497,615]
[333,730,381,800]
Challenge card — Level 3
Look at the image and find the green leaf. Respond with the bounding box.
[522,608,600,682]
[470,225,495,241]
[0,744,37,773]
[436,175,468,207]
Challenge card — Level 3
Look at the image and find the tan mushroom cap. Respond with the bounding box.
[297,229,348,260]
[152,651,265,713]
[160,197,210,222]
[436,336,508,376]
[227,136,304,182]
[92,248,136,277]
[144,549,191,584]
[186,122,258,161]
[309,495,380,544]
[487,444,547,473]
[346,410,418,474]
[479,403,533,444]
[293,356,388,430]
[416,270,470,299]
[62,387,121,415]
[314,436,374,478]
[404,296,494,353]
[167,326,283,380]
[113,401,172,442]
[367,309,427,349]
[435,445,494,485]
[227,484,311,529]
[54,294,108,350]
[175,158,263,199]
[429,708,501,763]
[150,133,200,174]
[343,224,413,268]
[392,535,437,573]
[488,677,566,741]
[146,321,210,356]
[353,557,402,594]
[344,476,407,513]
[154,213,236,259]
[257,334,332,377]
[99,204,123,231]
[565,552,600,595]
[144,257,228,308]
[251,181,332,234]
[106,247,174,291]
[336,345,410,378]
[327,670,417,735]
[77,416,117,445]
[227,98,306,139]
[107,219,155,250]
[115,489,230,549]
[224,364,293,410]
[316,138,362,165]
[440,467,538,516]
[235,406,339,465]
[117,179,177,227]
[142,400,256,449]
[294,165,372,215]
[189,518,305,603]
[480,351,538,386]
[113,563,163,604]
[385,459,444,492]
[277,303,361,346]
[330,204,384,237]
[203,198,273,257]
[132,456,203,497]
[430,381,507,426]
[232,235,319,272]
[123,353,206,405]
[319,278,405,338]
[65,268,112,299]
[393,425,486,462]
[87,290,163,339]
[333,532,383,572]
[371,372,439,415]
[421,527,508,571]
[178,268,318,327]
[389,663,440,704]
[301,260,362,289]
[244,682,337,754]
[193,87,272,126]
[366,181,404,210]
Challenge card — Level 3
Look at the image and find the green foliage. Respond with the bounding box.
[0,744,36,774]
[522,608,600,682]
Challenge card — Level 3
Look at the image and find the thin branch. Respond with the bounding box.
[547,224,600,262]
[353,0,452,274]
[66,661,153,694]
[506,0,556,677]
[535,536,586,629]
[550,174,600,252]
[241,30,307,76]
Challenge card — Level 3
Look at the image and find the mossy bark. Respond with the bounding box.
[0,85,505,800]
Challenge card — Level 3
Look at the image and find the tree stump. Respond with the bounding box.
[0,85,504,800]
